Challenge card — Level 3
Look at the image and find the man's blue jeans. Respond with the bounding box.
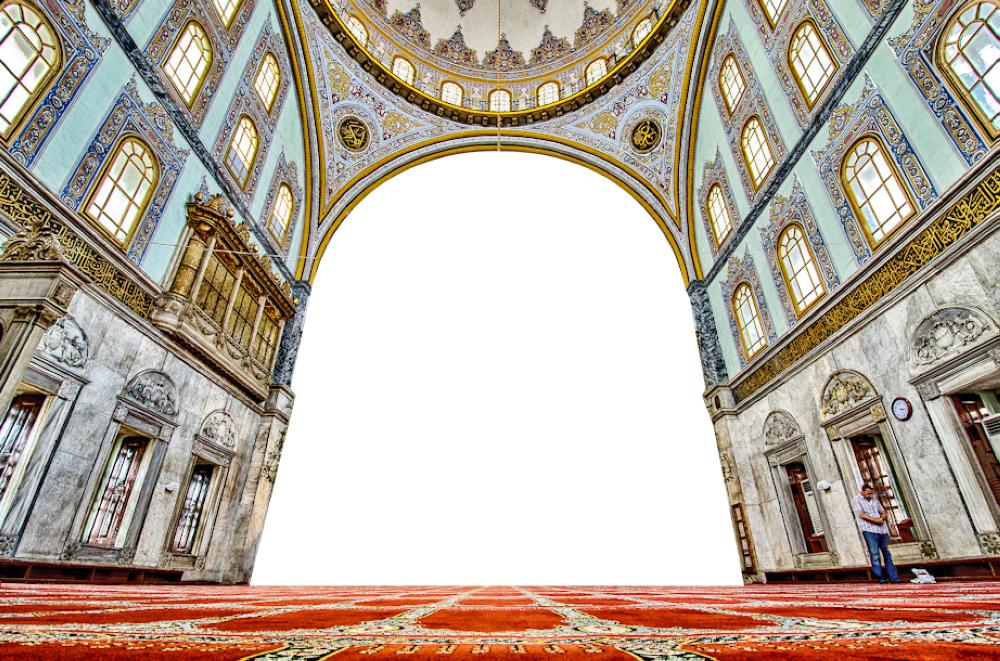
[862,531,898,582]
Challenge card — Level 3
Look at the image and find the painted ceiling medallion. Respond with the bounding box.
[454,0,548,16]
[631,119,662,153]
[337,117,370,152]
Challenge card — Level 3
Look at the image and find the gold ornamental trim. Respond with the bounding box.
[734,165,1000,403]
[0,172,154,317]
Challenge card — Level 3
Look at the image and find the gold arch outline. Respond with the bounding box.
[303,139,692,286]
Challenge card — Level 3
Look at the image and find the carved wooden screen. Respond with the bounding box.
[195,253,238,326]
[171,463,213,554]
[88,436,148,547]
[252,308,281,367]
[225,280,260,349]
[0,394,44,502]
[850,436,915,542]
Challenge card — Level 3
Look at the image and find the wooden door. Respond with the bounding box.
[850,435,915,542]
[0,394,45,502]
[952,393,1000,508]
[785,462,828,553]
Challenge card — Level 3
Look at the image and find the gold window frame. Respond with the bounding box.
[839,134,918,250]
[267,183,294,243]
[718,54,746,115]
[224,115,259,190]
[211,0,243,30]
[706,183,733,245]
[787,19,838,110]
[0,0,63,144]
[81,134,160,249]
[733,282,768,359]
[440,80,463,105]
[163,20,214,108]
[936,0,1000,143]
[776,222,827,317]
[536,81,560,107]
[740,115,775,191]
[253,52,281,113]
[757,0,789,29]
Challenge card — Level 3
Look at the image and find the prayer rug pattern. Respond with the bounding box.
[1,583,1000,659]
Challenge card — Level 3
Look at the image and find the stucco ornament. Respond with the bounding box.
[125,370,178,417]
[39,316,89,368]
[0,216,64,261]
[200,410,237,450]
[763,411,801,447]
[821,371,876,419]
[912,307,997,368]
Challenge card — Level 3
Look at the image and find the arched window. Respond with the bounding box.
[585,58,607,86]
[83,137,159,246]
[267,183,294,241]
[758,0,788,27]
[740,116,775,189]
[392,57,414,85]
[253,52,281,112]
[489,89,511,112]
[788,21,837,107]
[841,136,915,247]
[632,18,653,48]
[719,55,746,114]
[0,0,61,141]
[441,81,463,105]
[347,15,368,46]
[164,21,213,107]
[777,224,826,314]
[212,0,242,28]
[707,184,733,244]
[537,81,559,106]
[225,116,259,188]
[939,1,1000,140]
[733,283,767,359]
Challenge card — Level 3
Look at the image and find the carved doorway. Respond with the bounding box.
[951,393,1000,509]
[849,435,916,543]
[784,462,828,553]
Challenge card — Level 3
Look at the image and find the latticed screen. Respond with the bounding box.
[253,53,280,111]
[759,0,788,25]
[843,137,913,245]
[171,464,213,554]
[164,21,212,106]
[537,82,559,106]
[392,57,414,84]
[489,90,511,112]
[719,56,745,112]
[0,1,60,138]
[252,310,281,367]
[225,284,260,349]
[778,224,825,313]
[788,22,836,105]
[195,253,237,326]
[0,393,44,502]
[851,436,914,542]
[88,436,147,547]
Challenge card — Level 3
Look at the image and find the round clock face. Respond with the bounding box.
[892,397,912,421]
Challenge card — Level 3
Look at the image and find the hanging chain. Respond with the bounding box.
[496,0,501,151]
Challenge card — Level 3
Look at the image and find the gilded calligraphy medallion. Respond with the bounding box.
[337,117,370,152]
[630,119,662,153]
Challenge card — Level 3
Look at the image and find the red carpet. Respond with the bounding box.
[1,583,1000,658]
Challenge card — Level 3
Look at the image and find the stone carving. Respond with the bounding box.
[979,532,1000,555]
[821,371,876,419]
[912,307,997,368]
[915,381,941,400]
[920,541,938,560]
[60,541,80,561]
[0,535,16,557]
[200,410,237,450]
[125,370,178,417]
[0,215,64,261]
[116,546,136,564]
[763,411,801,447]
[39,316,89,368]
[260,431,286,483]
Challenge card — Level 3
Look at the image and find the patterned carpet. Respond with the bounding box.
[2,583,1000,659]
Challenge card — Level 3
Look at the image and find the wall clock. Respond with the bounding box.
[891,397,913,421]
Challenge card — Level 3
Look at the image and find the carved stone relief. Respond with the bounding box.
[763,410,802,447]
[39,316,89,368]
[911,307,997,369]
[821,371,876,419]
[200,410,237,450]
[124,370,178,417]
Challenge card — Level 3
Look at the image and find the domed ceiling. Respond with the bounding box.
[309,0,690,123]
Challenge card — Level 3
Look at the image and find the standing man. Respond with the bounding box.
[853,484,899,583]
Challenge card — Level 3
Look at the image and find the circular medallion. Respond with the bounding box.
[337,116,370,152]
[630,119,662,154]
[891,397,913,421]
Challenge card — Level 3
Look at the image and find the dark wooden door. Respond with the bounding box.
[952,393,1000,508]
[785,462,828,553]
[850,435,915,542]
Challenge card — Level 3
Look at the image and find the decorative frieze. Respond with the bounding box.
[763,410,802,447]
[911,307,998,369]
[125,370,179,418]
[39,316,89,369]
[821,371,876,419]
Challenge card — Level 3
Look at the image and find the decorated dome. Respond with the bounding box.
[310,0,689,123]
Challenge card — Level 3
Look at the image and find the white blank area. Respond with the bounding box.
[253,152,741,586]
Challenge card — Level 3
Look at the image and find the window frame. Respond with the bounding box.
[267,182,294,243]
[536,80,559,107]
[224,114,259,190]
[740,115,776,190]
[839,134,917,249]
[489,89,512,112]
[757,0,789,28]
[787,19,838,109]
[211,0,243,30]
[83,432,153,549]
[440,80,463,106]
[632,17,653,48]
[163,19,214,108]
[776,222,827,316]
[346,15,368,47]
[81,134,161,249]
[392,56,415,85]
[706,183,734,246]
[0,0,63,144]
[585,58,607,86]
[733,282,768,360]
[719,54,746,115]
[253,51,281,113]
[936,0,1000,142]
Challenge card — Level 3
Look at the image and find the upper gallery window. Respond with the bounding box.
[253,52,280,112]
[212,0,242,28]
[939,0,1000,140]
[733,283,768,359]
[586,58,607,86]
[0,1,60,141]
[225,115,259,188]
[719,55,746,114]
[347,16,368,46]
[441,81,463,105]
[537,81,559,106]
[777,223,826,314]
[84,137,159,246]
[707,184,734,244]
[788,21,837,107]
[267,183,293,241]
[392,57,414,85]
[489,89,511,112]
[758,0,789,27]
[632,18,653,48]
[841,136,915,247]
[164,21,213,107]
[740,116,775,189]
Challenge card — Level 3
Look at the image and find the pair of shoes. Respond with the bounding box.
[878,579,887,584]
